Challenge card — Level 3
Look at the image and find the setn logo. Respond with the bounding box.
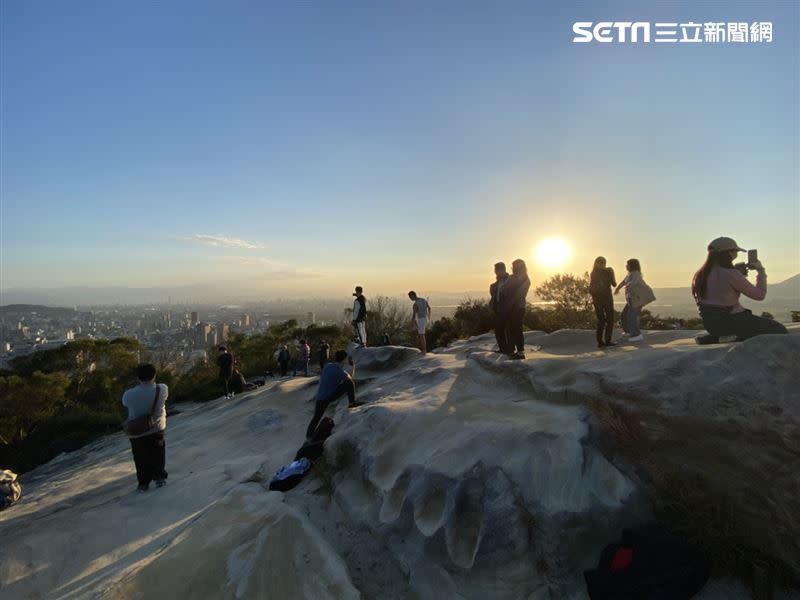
[573,22,651,43]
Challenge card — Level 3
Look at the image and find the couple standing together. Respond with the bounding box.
[490,259,531,359]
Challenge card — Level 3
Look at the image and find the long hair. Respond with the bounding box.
[511,258,528,277]
[692,250,735,301]
[626,258,641,273]
[592,256,606,271]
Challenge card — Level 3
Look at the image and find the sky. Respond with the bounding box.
[1,0,798,302]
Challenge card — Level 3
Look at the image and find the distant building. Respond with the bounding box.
[217,323,229,342]
[191,311,199,326]
[242,314,250,327]
[307,312,315,325]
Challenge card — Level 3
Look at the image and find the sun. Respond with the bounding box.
[535,237,571,268]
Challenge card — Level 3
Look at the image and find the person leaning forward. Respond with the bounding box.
[305,350,361,440]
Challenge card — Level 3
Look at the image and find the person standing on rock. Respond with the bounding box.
[489,262,512,354]
[590,256,618,348]
[318,340,330,372]
[277,345,290,377]
[352,286,368,347]
[122,363,168,493]
[408,291,432,354]
[305,350,361,440]
[614,258,654,342]
[216,346,235,399]
[502,259,531,360]
[294,339,311,377]
[692,237,787,340]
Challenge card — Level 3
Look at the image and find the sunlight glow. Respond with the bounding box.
[535,237,571,268]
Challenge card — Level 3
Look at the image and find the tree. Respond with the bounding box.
[0,371,70,446]
[534,272,593,313]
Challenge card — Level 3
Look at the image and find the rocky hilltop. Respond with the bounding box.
[1,328,799,599]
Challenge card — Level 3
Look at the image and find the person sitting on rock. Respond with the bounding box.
[305,350,360,440]
[692,237,787,340]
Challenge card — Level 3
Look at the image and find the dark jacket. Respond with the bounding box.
[217,351,234,373]
[489,274,511,313]
[277,349,290,364]
[353,295,367,322]
[590,267,616,299]
[501,274,530,314]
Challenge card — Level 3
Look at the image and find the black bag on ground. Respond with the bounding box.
[268,458,312,492]
[584,523,709,600]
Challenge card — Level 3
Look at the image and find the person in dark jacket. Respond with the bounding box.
[489,262,511,354]
[502,259,531,360]
[277,345,290,377]
[216,346,234,399]
[305,350,360,440]
[352,286,367,347]
[318,341,330,371]
[590,256,617,348]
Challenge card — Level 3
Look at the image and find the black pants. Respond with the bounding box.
[494,313,510,353]
[306,379,355,439]
[220,369,232,395]
[279,361,288,376]
[699,305,788,340]
[507,307,525,354]
[593,294,615,344]
[130,431,167,486]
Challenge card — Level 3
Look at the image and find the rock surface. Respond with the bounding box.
[1,328,798,599]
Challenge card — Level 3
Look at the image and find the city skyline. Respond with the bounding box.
[2,1,799,299]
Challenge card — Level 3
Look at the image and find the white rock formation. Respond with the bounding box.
[1,327,798,599]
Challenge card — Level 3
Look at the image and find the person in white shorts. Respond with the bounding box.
[408,291,432,355]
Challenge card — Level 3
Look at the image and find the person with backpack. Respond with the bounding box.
[590,256,618,348]
[408,290,432,354]
[614,258,654,343]
[489,262,512,354]
[691,236,787,340]
[294,339,311,377]
[351,285,368,347]
[277,345,290,377]
[305,350,361,440]
[122,363,168,493]
[216,346,235,398]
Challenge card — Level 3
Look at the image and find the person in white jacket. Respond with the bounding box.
[614,258,653,342]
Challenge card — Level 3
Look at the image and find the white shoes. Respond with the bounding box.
[628,335,644,342]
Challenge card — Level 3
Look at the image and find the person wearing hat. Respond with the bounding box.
[691,237,787,340]
[351,286,367,347]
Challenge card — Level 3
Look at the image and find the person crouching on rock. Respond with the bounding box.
[122,363,168,493]
[305,350,361,440]
[692,237,787,340]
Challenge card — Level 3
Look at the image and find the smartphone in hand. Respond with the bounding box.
[747,249,758,266]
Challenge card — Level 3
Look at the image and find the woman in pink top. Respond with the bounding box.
[691,237,787,340]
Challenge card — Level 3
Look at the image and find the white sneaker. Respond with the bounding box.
[628,335,644,342]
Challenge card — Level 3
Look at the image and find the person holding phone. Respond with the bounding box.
[305,350,361,440]
[691,237,787,340]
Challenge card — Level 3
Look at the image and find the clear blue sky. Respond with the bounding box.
[2,0,798,300]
